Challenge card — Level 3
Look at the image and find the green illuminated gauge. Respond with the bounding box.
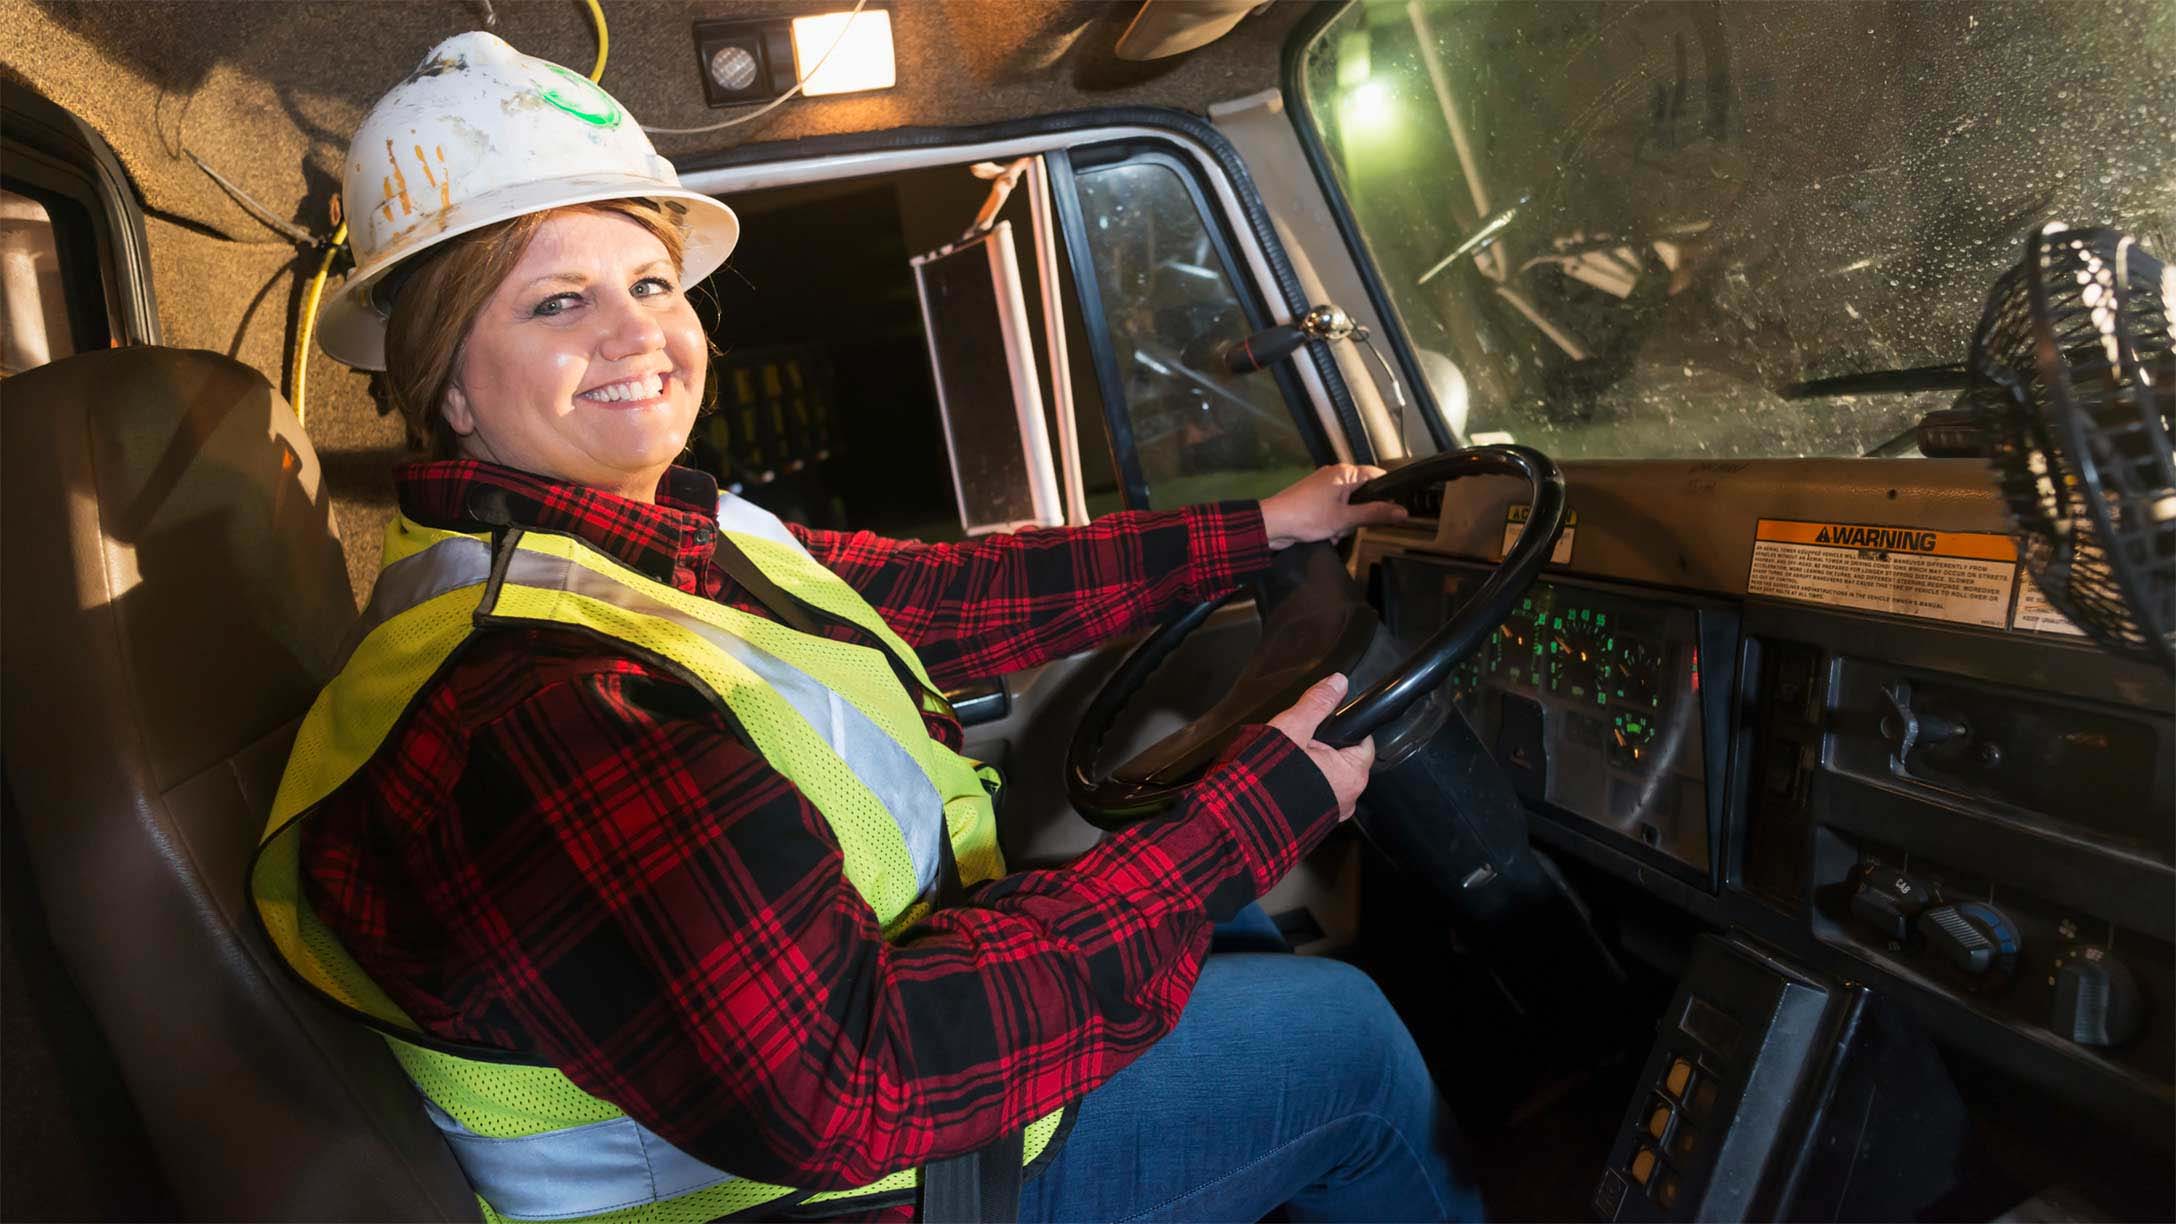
[1609,710,1659,770]
[1613,638,1665,709]
[1547,606,1613,703]
[1446,654,1485,711]
[1496,594,1542,688]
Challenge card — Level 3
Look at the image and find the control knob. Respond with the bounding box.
[2050,948,2145,1048]
[1879,680,1969,774]
[1917,901,2019,981]
[1850,866,1927,943]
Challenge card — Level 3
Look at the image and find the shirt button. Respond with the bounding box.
[694,527,715,544]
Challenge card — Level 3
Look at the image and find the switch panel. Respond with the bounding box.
[1816,837,2170,1087]
[1595,938,1841,1221]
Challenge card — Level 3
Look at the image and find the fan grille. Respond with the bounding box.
[1968,226,2176,670]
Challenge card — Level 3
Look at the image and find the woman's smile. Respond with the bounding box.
[576,370,671,407]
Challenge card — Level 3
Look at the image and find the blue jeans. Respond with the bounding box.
[1016,911,1484,1222]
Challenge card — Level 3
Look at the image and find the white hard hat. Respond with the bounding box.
[316,31,740,370]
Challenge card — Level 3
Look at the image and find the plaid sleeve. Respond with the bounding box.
[789,502,1272,688]
[355,650,1337,1191]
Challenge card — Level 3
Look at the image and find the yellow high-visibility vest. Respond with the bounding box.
[248,505,1064,1222]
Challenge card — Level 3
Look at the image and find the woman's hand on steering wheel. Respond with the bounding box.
[1259,465,1410,551]
[1266,673,1376,823]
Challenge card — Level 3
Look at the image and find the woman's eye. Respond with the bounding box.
[633,276,676,298]
[532,292,581,318]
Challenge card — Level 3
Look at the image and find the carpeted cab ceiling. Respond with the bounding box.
[3,0,1307,245]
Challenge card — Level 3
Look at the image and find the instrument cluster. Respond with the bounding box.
[1385,557,1717,879]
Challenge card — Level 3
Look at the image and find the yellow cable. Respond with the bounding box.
[584,0,608,81]
[291,221,347,430]
[287,1,606,427]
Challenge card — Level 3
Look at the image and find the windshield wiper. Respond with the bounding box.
[1861,404,1990,458]
[1780,363,1968,400]
[1416,195,1531,286]
[1779,363,1985,456]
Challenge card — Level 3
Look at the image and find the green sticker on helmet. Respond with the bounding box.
[539,64,622,128]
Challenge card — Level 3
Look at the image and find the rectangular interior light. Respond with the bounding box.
[791,9,895,97]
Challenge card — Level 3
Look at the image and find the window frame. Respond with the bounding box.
[1,181,105,367]
[1278,2,1446,454]
[0,83,160,353]
[1052,141,1335,511]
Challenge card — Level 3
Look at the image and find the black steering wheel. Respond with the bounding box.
[1066,445,1567,829]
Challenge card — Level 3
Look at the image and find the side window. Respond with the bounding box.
[0,189,79,375]
[1067,154,1323,509]
[1,84,158,374]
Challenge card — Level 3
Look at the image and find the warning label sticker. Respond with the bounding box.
[1748,519,2017,628]
[1502,504,1576,564]
[2009,575,2089,637]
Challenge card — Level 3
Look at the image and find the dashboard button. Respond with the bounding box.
[1685,1076,1719,1121]
[1663,1057,1694,1098]
[1851,866,1927,942]
[1630,1146,1657,1186]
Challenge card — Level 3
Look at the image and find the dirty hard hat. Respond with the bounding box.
[315,31,740,370]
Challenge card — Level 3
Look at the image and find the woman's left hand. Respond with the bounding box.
[1259,464,1410,551]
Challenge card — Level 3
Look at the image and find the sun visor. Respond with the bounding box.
[1114,0,1263,62]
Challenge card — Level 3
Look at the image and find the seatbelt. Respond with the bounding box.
[718,533,1029,1219]
[911,820,1027,1221]
[709,532,954,718]
[920,1128,1025,1223]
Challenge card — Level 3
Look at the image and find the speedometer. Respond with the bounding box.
[1495,593,1544,689]
[1547,606,1612,703]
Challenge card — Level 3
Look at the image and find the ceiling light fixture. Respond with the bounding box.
[791,8,895,97]
[690,19,797,108]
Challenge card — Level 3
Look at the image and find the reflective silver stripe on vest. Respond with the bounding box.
[715,490,810,557]
[419,1098,735,1221]
[334,535,496,670]
[501,547,947,900]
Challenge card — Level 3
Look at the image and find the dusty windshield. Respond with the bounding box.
[1299,1,2175,458]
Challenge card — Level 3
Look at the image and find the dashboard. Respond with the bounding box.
[1354,458,2176,1164]
[1381,557,1727,882]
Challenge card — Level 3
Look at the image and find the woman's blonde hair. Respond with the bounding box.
[380,197,707,458]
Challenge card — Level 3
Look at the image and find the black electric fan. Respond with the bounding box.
[1966,225,2176,670]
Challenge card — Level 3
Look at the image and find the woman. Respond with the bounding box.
[250,32,1479,1224]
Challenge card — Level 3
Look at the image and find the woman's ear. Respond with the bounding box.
[440,379,477,438]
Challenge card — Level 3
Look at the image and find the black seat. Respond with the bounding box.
[1,347,476,1219]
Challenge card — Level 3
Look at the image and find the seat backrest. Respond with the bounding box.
[1,348,477,1221]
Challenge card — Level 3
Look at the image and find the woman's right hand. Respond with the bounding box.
[1266,673,1376,822]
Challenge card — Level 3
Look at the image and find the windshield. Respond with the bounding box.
[1298,1,2175,459]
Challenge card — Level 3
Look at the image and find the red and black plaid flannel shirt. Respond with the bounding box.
[303,459,1338,1197]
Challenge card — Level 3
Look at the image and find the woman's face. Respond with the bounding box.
[442,209,707,502]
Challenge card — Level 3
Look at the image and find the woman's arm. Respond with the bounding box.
[790,501,1271,689]
[792,465,1407,687]
[375,643,1341,1190]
